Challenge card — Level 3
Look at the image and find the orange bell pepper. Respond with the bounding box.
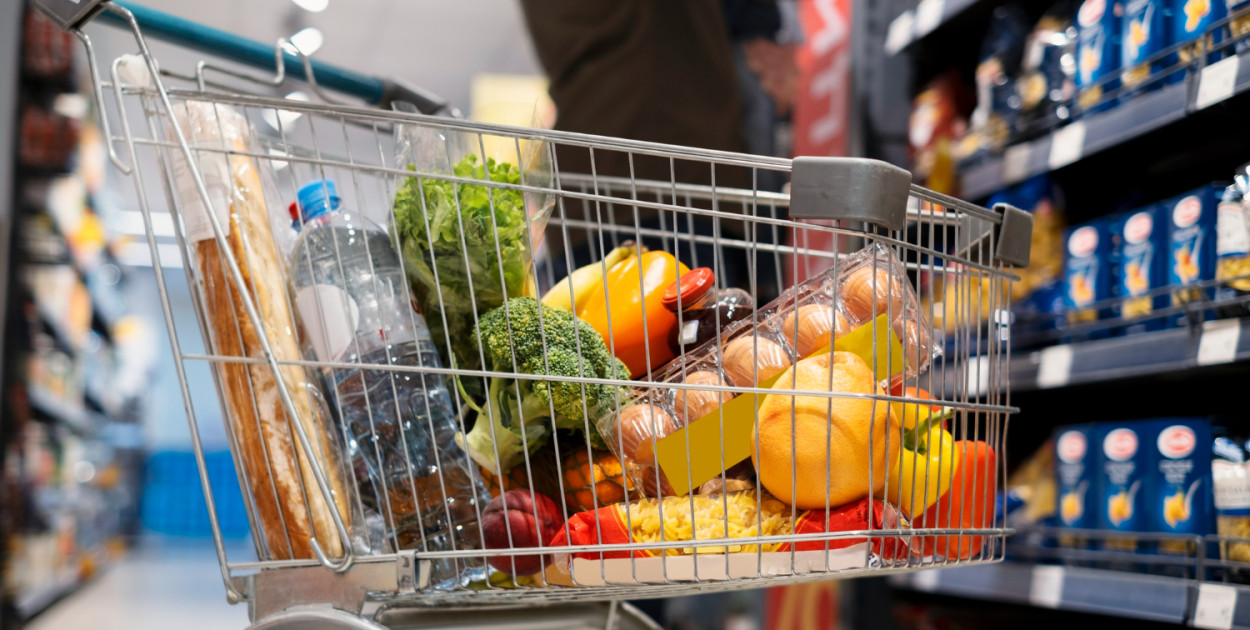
[914,440,997,559]
[578,251,688,378]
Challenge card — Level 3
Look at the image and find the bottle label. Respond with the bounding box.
[170,140,233,242]
[679,319,700,346]
[296,284,360,361]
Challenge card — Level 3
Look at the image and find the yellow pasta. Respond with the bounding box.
[619,493,793,555]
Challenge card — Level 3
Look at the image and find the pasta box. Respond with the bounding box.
[1076,0,1123,111]
[1065,220,1114,336]
[1056,425,1100,530]
[1112,206,1168,333]
[1172,0,1227,62]
[1166,185,1221,320]
[1147,419,1213,554]
[1121,0,1172,89]
[1097,422,1155,551]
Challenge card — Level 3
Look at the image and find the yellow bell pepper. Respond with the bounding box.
[578,250,688,378]
[888,408,958,519]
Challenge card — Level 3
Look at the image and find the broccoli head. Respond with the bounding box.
[457,297,630,475]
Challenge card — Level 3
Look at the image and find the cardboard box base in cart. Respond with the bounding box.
[567,544,874,586]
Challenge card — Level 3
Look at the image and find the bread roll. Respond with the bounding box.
[170,102,351,560]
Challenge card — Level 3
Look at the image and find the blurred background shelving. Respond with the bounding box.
[857,0,1250,626]
[0,7,146,624]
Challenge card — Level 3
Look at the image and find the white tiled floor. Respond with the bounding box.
[28,539,251,630]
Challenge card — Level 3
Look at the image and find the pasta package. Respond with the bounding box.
[167,100,356,560]
[548,494,910,562]
[1213,437,1250,572]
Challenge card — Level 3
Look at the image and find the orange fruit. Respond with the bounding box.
[752,352,898,509]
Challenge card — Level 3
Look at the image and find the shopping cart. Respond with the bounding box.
[35,1,1033,627]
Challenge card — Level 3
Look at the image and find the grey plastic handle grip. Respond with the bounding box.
[789,157,913,231]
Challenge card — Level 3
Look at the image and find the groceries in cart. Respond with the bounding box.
[547,494,910,563]
[454,296,627,474]
[286,178,491,587]
[391,125,554,402]
[165,100,362,564]
[158,96,1003,590]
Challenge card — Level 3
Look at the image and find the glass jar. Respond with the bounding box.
[661,267,755,358]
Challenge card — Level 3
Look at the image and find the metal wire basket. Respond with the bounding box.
[42,1,1033,626]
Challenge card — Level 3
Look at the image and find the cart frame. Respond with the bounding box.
[34,1,1032,626]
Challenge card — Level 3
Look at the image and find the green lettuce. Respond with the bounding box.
[393,154,535,388]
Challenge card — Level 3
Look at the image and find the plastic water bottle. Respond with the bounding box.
[287,179,488,588]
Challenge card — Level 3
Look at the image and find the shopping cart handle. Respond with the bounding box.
[89,0,451,114]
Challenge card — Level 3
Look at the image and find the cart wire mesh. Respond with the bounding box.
[70,1,1024,613]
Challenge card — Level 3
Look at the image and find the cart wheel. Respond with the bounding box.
[247,608,389,630]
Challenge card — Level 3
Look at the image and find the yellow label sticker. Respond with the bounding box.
[655,315,903,495]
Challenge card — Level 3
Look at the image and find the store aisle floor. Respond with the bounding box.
[28,538,251,630]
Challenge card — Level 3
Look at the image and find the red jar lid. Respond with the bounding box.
[289,201,301,223]
[662,267,715,310]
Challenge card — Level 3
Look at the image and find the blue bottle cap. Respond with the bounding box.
[297,179,340,221]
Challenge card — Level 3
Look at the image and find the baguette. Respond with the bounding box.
[171,102,351,560]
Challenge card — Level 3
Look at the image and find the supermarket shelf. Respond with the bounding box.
[883,0,981,54]
[15,566,80,619]
[890,562,1250,627]
[90,304,114,344]
[28,385,96,435]
[35,313,80,356]
[14,550,111,620]
[1008,316,1250,392]
[960,78,1191,199]
[959,44,1250,200]
[25,259,119,346]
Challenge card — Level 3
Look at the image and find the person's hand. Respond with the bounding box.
[743,39,799,115]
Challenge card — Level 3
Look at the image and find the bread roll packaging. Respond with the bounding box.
[164,101,358,561]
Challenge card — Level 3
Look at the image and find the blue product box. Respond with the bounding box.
[1097,422,1155,552]
[1056,425,1100,530]
[1113,206,1168,333]
[1077,0,1123,112]
[1122,0,1174,90]
[1065,221,1114,337]
[1148,419,1213,555]
[1021,281,1067,343]
[1166,184,1221,320]
[1173,0,1227,62]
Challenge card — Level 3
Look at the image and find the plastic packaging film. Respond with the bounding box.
[165,100,357,561]
[390,121,555,390]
